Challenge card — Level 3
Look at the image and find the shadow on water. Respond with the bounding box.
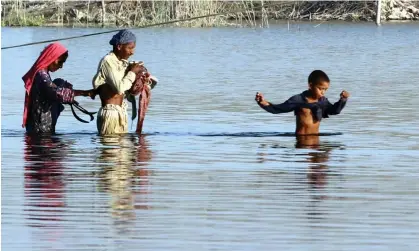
[23,133,153,233]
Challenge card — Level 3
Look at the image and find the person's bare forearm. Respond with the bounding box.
[74,89,96,99]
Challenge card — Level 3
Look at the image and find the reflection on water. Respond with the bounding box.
[22,135,69,248]
[96,135,152,224]
[23,134,153,236]
[257,135,343,193]
[255,135,346,226]
[24,135,68,228]
[296,135,335,189]
[295,135,339,223]
[9,131,419,251]
[3,23,419,251]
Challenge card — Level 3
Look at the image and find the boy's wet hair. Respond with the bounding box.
[308,70,330,86]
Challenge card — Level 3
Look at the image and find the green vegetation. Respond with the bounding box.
[1,1,418,27]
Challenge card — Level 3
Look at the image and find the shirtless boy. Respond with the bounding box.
[255,70,350,135]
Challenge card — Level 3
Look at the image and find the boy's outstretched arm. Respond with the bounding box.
[325,90,350,115]
[255,92,297,114]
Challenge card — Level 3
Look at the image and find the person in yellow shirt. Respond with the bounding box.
[92,30,145,135]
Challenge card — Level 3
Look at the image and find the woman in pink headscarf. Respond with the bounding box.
[22,42,95,134]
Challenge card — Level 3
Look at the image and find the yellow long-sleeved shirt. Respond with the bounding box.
[92,52,136,95]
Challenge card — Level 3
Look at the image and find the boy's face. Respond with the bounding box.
[309,81,330,99]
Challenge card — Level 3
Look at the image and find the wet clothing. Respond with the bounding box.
[127,72,157,134]
[92,52,136,94]
[93,52,135,135]
[93,52,157,135]
[25,70,75,134]
[96,101,129,135]
[260,91,347,121]
[22,42,68,128]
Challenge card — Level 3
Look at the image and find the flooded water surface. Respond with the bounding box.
[2,22,419,251]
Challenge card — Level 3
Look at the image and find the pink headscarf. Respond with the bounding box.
[22,42,68,127]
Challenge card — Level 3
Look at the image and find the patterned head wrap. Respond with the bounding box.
[109,29,136,46]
